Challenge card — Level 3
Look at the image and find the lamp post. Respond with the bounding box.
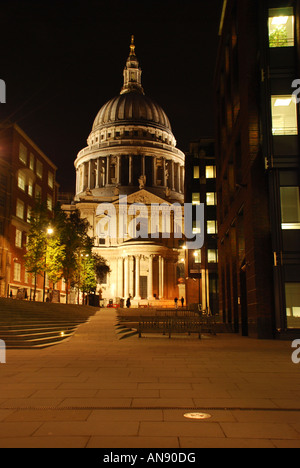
[194,250,201,308]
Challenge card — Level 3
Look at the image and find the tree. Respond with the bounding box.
[45,235,66,289]
[24,200,50,301]
[55,207,93,303]
[93,254,111,285]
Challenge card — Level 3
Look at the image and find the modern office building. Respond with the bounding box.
[0,123,63,301]
[184,139,219,314]
[215,0,300,338]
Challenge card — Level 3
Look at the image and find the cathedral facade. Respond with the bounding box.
[67,37,186,306]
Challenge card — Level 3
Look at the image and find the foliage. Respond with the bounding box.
[25,202,107,304]
[269,25,288,47]
[24,200,50,301]
[93,254,111,284]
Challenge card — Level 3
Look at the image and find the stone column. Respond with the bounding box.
[117,257,124,298]
[177,163,181,192]
[117,155,121,184]
[76,168,79,194]
[87,161,92,188]
[95,159,100,189]
[152,157,157,186]
[142,155,145,176]
[159,255,164,299]
[163,158,166,186]
[148,254,154,300]
[106,156,110,185]
[83,163,87,191]
[171,160,175,191]
[129,156,133,185]
[124,256,129,298]
[134,255,141,300]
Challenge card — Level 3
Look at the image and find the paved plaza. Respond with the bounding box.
[0,308,300,448]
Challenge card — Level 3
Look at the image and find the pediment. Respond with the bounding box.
[112,189,173,206]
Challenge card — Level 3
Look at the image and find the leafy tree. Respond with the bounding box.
[24,200,50,301]
[93,254,111,284]
[45,235,66,289]
[54,207,93,303]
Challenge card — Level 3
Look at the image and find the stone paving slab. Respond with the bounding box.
[0,308,300,448]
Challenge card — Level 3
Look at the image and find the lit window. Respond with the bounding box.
[206,166,216,179]
[18,172,26,191]
[268,8,294,48]
[47,195,53,211]
[271,96,298,135]
[25,270,29,284]
[36,160,43,179]
[27,206,32,223]
[28,180,33,197]
[280,187,300,229]
[192,193,200,205]
[16,199,24,219]
[286,283,300,328]
[48,172,54,189]
[206,192,217,206]
[14,263,21,282]
[29,153,35,171]
[194,250,201,264]
[193,166,200,179]
[19,143,27,165]
[208,249,218,263]
[15,229,22,248]
[192,220,201,234]
[207,220,217,234]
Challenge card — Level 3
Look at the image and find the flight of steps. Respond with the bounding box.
[0,298,98,349]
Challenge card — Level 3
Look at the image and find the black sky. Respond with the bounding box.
[0,0,223,192]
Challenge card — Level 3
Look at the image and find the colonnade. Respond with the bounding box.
[76,155,185,195]
[116,254,165,300]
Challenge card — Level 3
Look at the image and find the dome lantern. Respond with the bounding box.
[120,35,144,95]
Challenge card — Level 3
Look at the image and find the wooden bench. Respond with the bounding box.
[138,316,202,339]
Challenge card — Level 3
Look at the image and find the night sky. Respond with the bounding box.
[0,0,223,192]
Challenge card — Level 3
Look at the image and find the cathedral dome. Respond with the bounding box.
[92,92,172,134]
[87,35,176,147]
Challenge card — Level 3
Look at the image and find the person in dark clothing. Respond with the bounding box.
[181,297,184,307]
[174,297,178,309]
[126,297,131,308]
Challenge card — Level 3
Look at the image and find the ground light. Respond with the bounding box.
[184,412,212,420]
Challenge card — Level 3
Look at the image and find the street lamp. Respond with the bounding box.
[194,250,201,308]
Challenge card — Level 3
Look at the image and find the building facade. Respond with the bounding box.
[215,0,300,338]
[0,123,63,301]
[184,139,219,313]
[63,38,186,306]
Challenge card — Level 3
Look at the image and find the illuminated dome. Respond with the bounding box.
[75,36,185,201]
[92,92,173,135]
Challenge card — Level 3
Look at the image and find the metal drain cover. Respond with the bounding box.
[184,412,212,420]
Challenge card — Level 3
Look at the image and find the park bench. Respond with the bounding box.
[137,315,202,339]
